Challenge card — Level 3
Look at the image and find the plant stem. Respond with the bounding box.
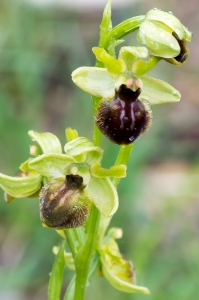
[73,204,101,300]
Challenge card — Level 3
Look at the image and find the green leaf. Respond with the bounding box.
[65,128,78,142]
[28,130,62,154]
[118,46,148,71]
[28,153,75,178]
[99,0,112,48]
[140,75,181,105]
[72,67,115,98]
[48,240,66,300]
[90,163,126,178]
[0,172,42,199]
[92,47,124,75]
[88,176,118,217]
[100,229,150,295]
[64,137,103,165]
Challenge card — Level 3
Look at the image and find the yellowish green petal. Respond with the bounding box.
[28,130,62,154]
[92,47,125,75]
[90,163,126,178]
[65,128,78,142]
[72,67,115,98]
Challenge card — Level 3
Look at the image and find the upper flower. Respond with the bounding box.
[137,9,192,65]
[72,46,181,106]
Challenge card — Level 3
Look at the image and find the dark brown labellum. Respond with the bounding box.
[165,32,189,65]
[95,84,151,145]
[40,174,91,229]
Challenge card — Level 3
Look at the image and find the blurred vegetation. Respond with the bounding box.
[0,0,199,299]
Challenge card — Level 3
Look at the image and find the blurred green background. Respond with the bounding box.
[0,0,199,299]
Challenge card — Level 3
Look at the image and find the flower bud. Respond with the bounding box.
[95,84,151,145]
[137,9,192,64]
[40,174,91,229]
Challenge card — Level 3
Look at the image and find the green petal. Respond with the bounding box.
[28,154,74,178]
[72,67,115,98]
[118,46,148,71]
[88,176,118,217]
[100,229,150,295]
[92,47,125,75]
[90,163,126,178]
[64,137,103,165]
[146,9,185,40]
[140,75,181,105]
[28,130,62,154]
[0,172,42,198]
[137,20,180,58]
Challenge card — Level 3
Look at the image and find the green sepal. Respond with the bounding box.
[65,128,78,142]
[99,0,112,48]
[53,246,75,270]
[118,46,148,71]
[141,75,181,105]
[90,163,126,178]
[28,153,75,178]
[48,240,66,300]
[133,56,161,76]
[20,158,33,171]
[28,130,62,154]
[99,228,150,295]
[71,67,115,98]
[0,171,42,199]
[64,137,103,165]
[92,47,125,75]
[88,176,118,217]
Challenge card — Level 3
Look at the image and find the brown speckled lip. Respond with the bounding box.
[95,84,151,145]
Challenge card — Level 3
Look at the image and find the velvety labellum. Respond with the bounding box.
[40,174,91,229]
[95,84,151,145]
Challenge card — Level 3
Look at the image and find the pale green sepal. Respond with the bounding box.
[118,46,148,71]
[99,0,112,47]
[99,229,150,295]
[137,20,180,58]
[28,154,74,178]
[65,128,78,142]
[0,172,42,198]
[90,163,126,178]
[140,75,181,105]
[88,176,118,217]
[53,246,75,270]
[48,240,66,300]
[28,130,62,154]
[71,67,115,98]
[64,137,103,165]
[133,56,161,76]
[146,9,185,40]
[92,47,125,75]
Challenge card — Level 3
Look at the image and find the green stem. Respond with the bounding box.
[74,205,101,300]
[104,16,145,50]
